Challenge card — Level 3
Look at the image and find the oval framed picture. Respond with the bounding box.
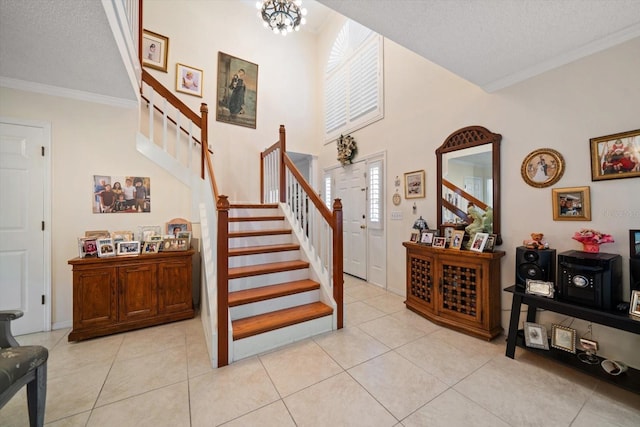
[521,148,565,188]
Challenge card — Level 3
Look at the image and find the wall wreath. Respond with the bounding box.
[337,134,357,165]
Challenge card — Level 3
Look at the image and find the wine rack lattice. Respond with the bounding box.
[441,263,478,317]
[409,256,433,303]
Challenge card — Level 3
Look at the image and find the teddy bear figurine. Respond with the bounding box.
[523,232,549,250]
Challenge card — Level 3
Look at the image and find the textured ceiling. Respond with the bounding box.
[1,0,639,103]
[317,0,640,91]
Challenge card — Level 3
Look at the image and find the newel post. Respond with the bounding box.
[216,195,229,367]
[200,103,209,180]
[279,125,286,203]
[332,198,344,329]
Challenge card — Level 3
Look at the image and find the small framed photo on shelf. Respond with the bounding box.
[420,230,436,245]
[142,241,160,254]
[111,230,133,245]
[138,225,161,242]
[630,290,640,318]
[484,234,497,252]
[450,230,464,250]
[162,238,189,251]
[524,322,549,350]
[470,232,489,252]
[432,237,446,248]
[117,241,140,256]
[97,238,116,258]
[166,218,192,237]
[85,230,110,239]
[630,229,640,259]
[551,324,576,353]
[525,279,555,298]
[78,237,98,258]
[409,231,419,243]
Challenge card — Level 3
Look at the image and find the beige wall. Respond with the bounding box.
[0,88,193,328]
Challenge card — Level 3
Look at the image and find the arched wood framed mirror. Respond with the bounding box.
[436,126,502,245]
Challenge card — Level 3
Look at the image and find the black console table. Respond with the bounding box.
[504,285,640,394]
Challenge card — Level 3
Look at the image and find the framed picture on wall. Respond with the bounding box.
[142,29,169,72]
[176,63,203,97]
[216,52,258,129]
[520,148,565,188]
[590,129,640,181]
[404,170,425,199]
[552,186,591,221]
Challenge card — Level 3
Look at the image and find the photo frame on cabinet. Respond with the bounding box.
[552,186,591,221]
[521,148,565,188]
[176,63,203,97]
[450,230,464,250]
[484,234,497,252]
[551,324,576,353]
[142,29,169,72]
[97,238,116,258]
[524,322,549,350]
[470,232,489,252]
[166,218,191,237]
[404,170,425,199]
[409,231,419,243]
[590,129,640,181]
[432,237,446,248]
[138,225,162,242]
[142,241,160,254]
[630,290,640,318]
[117,241,140,256]
[420,230,435,245]
[78,237,98,258]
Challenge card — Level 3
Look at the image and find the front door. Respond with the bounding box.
[0,119,50,335]
[336,161,367,279]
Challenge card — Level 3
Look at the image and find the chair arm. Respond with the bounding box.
[0,311,24,321]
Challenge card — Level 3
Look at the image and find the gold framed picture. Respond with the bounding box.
[142,29,169,72]
[404,170,425,199]
[450,230,464,250]
[216,52,259,129]
[521,148,565,188]
[552,186,591,221]
[590,129,640,181]
[551,324,576,353]
[176,63,203,97]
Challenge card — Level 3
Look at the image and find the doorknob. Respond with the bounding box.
[360,225,366,229]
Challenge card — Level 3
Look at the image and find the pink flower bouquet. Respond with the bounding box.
[572,229,614,252]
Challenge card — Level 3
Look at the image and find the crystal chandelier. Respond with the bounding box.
[256,0,307,36]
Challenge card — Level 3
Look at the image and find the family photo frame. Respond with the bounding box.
[93,175,151,214]
[142,29,169,72]
[176,63,203,97]
[450,230,465,250]
[404,170,425,199]
[216,52,258,129]
[470,232,489,252]
[590,129,640,181]
[552,186,591,221]
[521,148,565,188]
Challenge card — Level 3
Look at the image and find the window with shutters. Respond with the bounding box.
[324,20,384,142]
[324,174,332,208]
[368,160,383,229]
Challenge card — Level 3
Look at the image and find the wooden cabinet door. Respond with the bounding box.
[436,256,484,326]
[158,258,192,314]
[118,264,158,321]
[406,251,437,312]
[73,267,117,329]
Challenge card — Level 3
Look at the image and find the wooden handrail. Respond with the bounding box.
[142,70,201,125]
[442,178,489,211]
[283,155,333,224]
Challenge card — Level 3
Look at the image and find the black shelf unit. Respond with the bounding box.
[504,285,640,395]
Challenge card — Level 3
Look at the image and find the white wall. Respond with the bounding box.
[315,17,640,366]
[0,88,194,328]
[143,0,321,202]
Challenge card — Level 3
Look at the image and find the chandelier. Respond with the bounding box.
[256,0,307,36]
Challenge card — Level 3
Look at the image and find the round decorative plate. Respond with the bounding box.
[521,148,565,188]
[392,192,401,206]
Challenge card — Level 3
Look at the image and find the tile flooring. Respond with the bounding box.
[1,275,639,426]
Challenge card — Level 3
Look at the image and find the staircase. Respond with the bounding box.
[227,203,334,360]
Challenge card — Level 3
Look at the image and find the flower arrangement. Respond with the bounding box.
[572,229,614,252]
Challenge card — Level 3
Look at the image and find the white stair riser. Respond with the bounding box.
[229,250,301,268]
[230,290,320,320]
[230,208,280,217]
[232,315,333,361]
[229,269,309,292]
[229,234,292,248]
[229,221,285,233]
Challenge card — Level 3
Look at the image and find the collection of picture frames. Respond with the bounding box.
[410,228,497,253]
[523,322,578,353]
[76,219,192,259]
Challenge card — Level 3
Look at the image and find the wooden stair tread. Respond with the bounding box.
[229,243,300,257]
[230,203,278,209]
[232,302,333,340]
[229,229,291,238]
[229,216,285,222]
[228,260,309,279]
[229,279,320,306]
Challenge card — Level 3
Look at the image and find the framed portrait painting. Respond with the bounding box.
[142,29,169,72]
[552,186,591,221]
[216,52,258,129]
[404,170,425,199]
[176,63,203,97]
[590,129,640,181]
[521,148,565,188]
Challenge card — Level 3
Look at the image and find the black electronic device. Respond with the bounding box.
[515,246,556,289]
[630,258,640,292]
[557,250,622,310]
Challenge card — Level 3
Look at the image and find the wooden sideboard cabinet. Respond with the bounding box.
[403,242,505,340]
[67,250,195,341]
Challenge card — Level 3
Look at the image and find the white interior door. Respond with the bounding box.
[336,162,367,279]
[0,119,50,335]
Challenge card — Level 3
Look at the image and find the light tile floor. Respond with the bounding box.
[2,275,639,426]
